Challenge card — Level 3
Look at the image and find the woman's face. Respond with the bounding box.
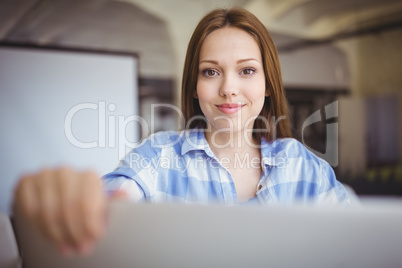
[196,26,267,138]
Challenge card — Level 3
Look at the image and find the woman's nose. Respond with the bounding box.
[219,74,239,97]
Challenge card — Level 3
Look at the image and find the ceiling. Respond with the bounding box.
[123,0,402,44]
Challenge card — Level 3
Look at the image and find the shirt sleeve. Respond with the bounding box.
[316,160,354,206]
[102,138,161,202]
[103,172,145,202]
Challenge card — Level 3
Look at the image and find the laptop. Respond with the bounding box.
[12,199,402,268]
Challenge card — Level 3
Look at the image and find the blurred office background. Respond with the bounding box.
[0,0,401,199]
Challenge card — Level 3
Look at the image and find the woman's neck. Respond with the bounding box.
[204,127,258,159]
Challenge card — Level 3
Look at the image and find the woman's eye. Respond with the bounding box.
[241,68,255,75]
[203,69,218,77]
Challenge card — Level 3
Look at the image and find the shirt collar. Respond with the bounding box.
[181,128,289,167]
[180,128,213,156]
[260,138,289,168]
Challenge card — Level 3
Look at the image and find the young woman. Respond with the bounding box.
[14,7,351,257]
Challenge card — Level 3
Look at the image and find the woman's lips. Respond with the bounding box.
[216,103,245,114]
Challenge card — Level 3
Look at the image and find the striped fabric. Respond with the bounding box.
[103,129,351,205]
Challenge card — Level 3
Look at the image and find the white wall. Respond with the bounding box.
[338,97,367,176]
[280,45,350,90]
[0,46,139,214]
[337,28,402,166]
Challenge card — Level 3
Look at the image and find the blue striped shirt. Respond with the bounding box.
[103,129,350,205]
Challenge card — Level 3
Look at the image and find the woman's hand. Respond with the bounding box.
[13,167,112,257]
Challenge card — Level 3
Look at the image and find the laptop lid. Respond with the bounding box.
[12,200,402,268]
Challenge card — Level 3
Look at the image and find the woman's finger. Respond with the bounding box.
[109,189,129,200]
[56,168,105,255]
[57,167,87,250]
[79,171,105,249]
[35,169,64,246]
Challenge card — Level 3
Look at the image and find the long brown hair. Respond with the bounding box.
[181,7,292,143]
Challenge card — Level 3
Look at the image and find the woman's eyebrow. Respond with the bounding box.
[199,58,260,65]
[237,58,259,64]
[199,59,218,64]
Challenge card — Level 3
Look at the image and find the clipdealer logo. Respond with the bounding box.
[64,101,148,159]
[301,101,339,167]
[64,101,339,166]
[64,102,183,159]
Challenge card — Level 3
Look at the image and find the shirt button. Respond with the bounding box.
[258,185,263,190]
